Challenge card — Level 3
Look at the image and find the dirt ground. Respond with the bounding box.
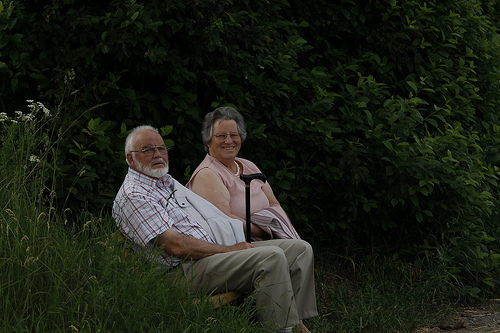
[414,299,500,333]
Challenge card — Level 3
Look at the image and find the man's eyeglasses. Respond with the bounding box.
[213,133,240,141]
[130,146,169,156]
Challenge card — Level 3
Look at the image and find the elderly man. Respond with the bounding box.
[112,125,317,333]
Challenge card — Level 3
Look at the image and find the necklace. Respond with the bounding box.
[233,160,240,176]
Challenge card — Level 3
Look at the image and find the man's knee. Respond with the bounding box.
[255,245,287,261]
[294,239,313,253]
[251,245,289,274]
[278,239,314,260]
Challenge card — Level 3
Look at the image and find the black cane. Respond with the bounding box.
[240,173,267,243]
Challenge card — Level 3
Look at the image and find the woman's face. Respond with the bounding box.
[208,119,241,164]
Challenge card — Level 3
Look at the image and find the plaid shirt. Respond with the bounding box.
[112,168,213,270]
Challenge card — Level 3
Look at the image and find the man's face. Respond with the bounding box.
[127,129,169,178]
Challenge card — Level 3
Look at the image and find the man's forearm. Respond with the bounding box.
[168,232,231,259]
[156,228,253,260]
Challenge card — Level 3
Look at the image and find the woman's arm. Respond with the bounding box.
[190,168,237,218]
[261,181,280,206]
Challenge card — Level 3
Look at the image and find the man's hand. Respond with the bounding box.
[227,242,255,252]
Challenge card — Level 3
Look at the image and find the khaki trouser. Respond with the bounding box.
[179,239,318,330]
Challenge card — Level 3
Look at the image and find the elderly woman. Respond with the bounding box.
[186,107,300,241]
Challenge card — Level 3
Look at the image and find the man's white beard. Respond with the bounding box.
[135,158,169,178]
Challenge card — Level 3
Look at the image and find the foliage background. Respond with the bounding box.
[1,0,499,299]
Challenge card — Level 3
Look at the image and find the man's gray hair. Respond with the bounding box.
[201,107,247,152]
[124,125,160,163]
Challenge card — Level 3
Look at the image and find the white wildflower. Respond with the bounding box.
[26,100,51,117]
[64,68,76,83]
[40,103,51,117]
[29,155,40,163]
[22,113,35,121]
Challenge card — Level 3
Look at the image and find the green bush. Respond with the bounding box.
[1,0,499,299]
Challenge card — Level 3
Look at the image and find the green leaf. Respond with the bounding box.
[411,195,419,207]
[120,123,128,134]
[164,139,174,148]
[407,81,418,93]
[416,211,423,222]
[161,125,173,136]
[346,84,356,96]
[122,89,136,100]
[30,72,47,80]
[382,140,393,151]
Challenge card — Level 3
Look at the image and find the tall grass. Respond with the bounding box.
[307,250,457,333]
[0,104,260,332]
